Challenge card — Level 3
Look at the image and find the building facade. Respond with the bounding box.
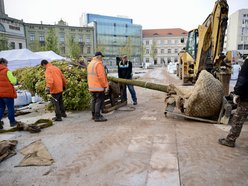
[226,9,248,58]
[24,20,94,57]
[80,13,142,68]
[142,28,188,67]
[0,0,26,50]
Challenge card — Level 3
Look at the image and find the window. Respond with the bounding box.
[79,37,83,43]
[19,43,22,49]
[146,49,149,54]
[86,36,90,43]
[39,35,45,42]
[145,58,149,62]
[87,47,91,54]
[168,49,171,53]
[161,49,164,54]
[174,48,178,53]
[146,40,149,45]
[30,33,35,41]
[10,42,15,49]
[60,35,65,43]
[60,28,64,31]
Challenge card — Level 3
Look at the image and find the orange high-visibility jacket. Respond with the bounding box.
[45,63,66,94]
[0,64,17,98]
[87,58,108,92]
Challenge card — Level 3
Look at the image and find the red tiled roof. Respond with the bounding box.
[142,28,188,37]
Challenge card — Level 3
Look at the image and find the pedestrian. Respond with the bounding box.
[87,52,108,122]
[117,55,137,105]
[218,57,248,147]
[41,60,67,121]
[0,58,21,129]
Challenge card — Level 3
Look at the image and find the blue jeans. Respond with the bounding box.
[122,84,137,103]
[0,98,16,124]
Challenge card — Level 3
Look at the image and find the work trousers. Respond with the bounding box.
[226,101,248,142]
[51,92,66,119]
[121,84,137,103]
[0,98,16,124]
[91,92,105,118]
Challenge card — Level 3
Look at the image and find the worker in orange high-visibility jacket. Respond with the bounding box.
[87,52,108,122]
[41,60,67,121]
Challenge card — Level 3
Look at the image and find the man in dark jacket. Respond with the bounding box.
[218,57,248,147]
[117,55,137,105]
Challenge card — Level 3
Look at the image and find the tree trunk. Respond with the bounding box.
[107,76,170,93]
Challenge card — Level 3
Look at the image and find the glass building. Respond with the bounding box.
[80,13,142,68]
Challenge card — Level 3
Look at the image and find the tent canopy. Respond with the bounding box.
[35,51,65,61]
[0,49,43,71]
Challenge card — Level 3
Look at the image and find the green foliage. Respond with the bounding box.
[0,34,9,51]
[45,28,59,54]
[13,61,91,111]
[96,41,106,54]
[150,39,157,60]
[119,37,133,58]
[29,40,44,52]
[66,34,81,59]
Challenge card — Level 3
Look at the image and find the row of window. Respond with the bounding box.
[28,25,92,33]
[9,42,23,49]
[144,38,185,45]
[145,57,178,63]
[145,48,179,54]
[29,33,91,44]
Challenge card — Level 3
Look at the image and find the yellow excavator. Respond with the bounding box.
[177,0,232,95]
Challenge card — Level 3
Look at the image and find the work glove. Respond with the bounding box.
[233,95,240,105]
[45,87,50,94]
[104,87,109,93]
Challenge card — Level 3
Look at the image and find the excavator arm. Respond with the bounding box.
[178,0,231,95]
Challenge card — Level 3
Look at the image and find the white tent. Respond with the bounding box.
[35,51,65,61]
[0,49,43,71]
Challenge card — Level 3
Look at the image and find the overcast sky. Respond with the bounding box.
[4,0,248,31]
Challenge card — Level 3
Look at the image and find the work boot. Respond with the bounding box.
[218,138,235,148]
[61,113,67,118]
[133,101,137,105]
[10,121,23,127]
[0,121,3,129]
[52,117,62,121]
[91,112,95,120]
[94,116,107,122]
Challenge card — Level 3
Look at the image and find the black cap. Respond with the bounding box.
[94,51,105,57]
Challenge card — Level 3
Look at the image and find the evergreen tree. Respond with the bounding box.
[0,34,8,51]
[66,34,80,59]
[45,28,59,53]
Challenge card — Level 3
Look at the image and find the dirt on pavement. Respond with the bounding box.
[0,67,248,186]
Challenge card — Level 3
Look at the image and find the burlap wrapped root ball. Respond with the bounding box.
[184,70,224,117]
